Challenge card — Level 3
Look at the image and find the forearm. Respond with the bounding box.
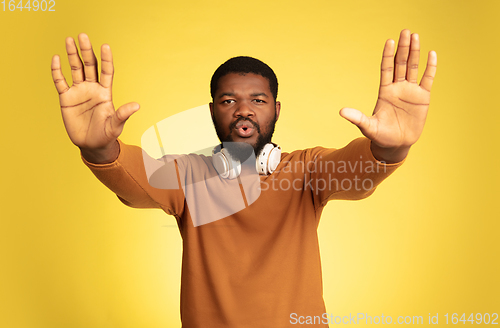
[314,137,404,204]
[82,140,185,214]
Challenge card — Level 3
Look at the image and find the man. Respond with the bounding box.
[51,30,437,327]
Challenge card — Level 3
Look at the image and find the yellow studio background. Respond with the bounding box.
[0,0,498,327]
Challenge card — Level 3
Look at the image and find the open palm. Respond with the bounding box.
[340,30,437,156]
[52,34,138,154]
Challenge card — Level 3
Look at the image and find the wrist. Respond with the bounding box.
[80,140,120,164]
[370,141,410,164]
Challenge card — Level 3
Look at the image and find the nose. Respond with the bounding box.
[234,101,254,118]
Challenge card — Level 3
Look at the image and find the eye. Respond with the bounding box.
[253,99,266,103]
[222,99,235,104]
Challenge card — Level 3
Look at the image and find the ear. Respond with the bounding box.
[275,101,281,121]
[209,102,214,117]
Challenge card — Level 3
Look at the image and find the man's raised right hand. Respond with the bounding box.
[51,33,139,163]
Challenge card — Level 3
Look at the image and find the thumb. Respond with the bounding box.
[339,107,372,136]
[110,102,140,136]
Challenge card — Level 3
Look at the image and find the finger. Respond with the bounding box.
[380,39,395,87]
[78,33,98,82]
[65,37,85,84]
[339,107,374,139]
[51,55,70,95]
[394,29,411,82]
[420,51,437,92]
[109,102,140,138]
[100,44,114,88]
[406,33,420,83]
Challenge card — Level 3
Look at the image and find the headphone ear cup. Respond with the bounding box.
[256,143,282,175]
[213,148,241,179]
[267,145,281,174]
[212,151,230,179]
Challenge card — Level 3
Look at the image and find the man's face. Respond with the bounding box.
[209,72,281,157]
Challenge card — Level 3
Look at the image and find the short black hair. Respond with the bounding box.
[210,56,278,102]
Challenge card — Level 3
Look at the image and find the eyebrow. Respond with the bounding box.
[218,92,235,98]
[250,93,269,97]
[217,92,269,98]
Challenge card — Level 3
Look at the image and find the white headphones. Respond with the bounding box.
[212,143,282,179]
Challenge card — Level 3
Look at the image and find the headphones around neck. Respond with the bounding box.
[212,143,281,179]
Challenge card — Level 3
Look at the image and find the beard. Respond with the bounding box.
[212,113,277,163]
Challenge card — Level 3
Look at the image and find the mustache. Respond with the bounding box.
[229,117,261,133]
